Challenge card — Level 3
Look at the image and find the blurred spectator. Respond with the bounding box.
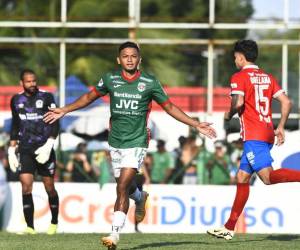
[150,140,174,184]
[0,161,7,230]
[206,140,231,185]
[229,156,240,185]
[0,135,8,228]
[196,145,211,184]
[92,150,114,188]
[228,139,243,185]
[66,142,95,182]
[140,153,152,186]
[181,136,199,184]
[169,136,186,184]
[0,136,17,182]
[230,139,243,166]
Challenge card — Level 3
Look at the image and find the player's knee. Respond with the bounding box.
[236,172,250,183]
[261,177,271,185]
[258,171,272,185]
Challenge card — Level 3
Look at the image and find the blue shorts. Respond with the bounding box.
[239,140,273,174]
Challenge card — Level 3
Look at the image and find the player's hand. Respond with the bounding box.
[43,107,66,124]
[35,138,55,164]
[196,122,217,139]
[8,146,19,173]
[275,126,285,146]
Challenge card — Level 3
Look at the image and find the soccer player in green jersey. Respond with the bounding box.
[44,41,216,249]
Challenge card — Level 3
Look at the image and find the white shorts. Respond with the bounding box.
[109,146,147,178]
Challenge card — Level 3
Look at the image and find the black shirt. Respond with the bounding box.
[10,89,59,152]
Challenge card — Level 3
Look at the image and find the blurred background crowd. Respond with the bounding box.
[0,130,256,187]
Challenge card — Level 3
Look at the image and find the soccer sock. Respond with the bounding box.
[48,191,59,224]
[129,188,142,203]
[224,183,250,231]
[270,168,300,184]
[22,193,34,229]
[111,211,126,237]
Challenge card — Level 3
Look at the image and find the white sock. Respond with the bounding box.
[129,188,142,203]
[111,211,126,237]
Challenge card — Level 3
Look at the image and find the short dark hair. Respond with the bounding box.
[157,139,165,148]
[75,142,87,153]
[234,40,258,63]
[20,69,36,81]
[118,41,140,54]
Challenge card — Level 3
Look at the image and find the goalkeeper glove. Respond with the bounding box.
[8,146,19,173]
[35,138,55,164]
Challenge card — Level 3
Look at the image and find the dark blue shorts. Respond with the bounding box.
[239,140,273,174]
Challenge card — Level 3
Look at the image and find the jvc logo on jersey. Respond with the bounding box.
[116,99,138,110]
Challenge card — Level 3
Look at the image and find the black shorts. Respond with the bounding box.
[19,149,56,177]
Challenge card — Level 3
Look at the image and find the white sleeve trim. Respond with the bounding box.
[231,90,245,96]
[273,89,285,98]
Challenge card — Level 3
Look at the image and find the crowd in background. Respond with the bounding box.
[0,130,257,187]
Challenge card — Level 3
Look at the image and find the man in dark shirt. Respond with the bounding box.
[8,69,59,234]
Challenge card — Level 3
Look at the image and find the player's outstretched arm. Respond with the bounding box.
[162,102,216,139]
[44,90,100,124]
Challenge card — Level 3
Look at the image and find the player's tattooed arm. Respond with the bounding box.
[224,94,244,121]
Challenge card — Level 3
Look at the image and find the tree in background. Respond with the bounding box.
[0,0,253,87]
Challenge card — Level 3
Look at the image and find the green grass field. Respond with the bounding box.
[1,232,300,250]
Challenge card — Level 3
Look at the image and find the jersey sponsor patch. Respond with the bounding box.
[18,103,24,108]
[36,100,43,108]
[50,103,56,108]
[231,83,237,88]
[137,82,146,92]
[18,114,27,120]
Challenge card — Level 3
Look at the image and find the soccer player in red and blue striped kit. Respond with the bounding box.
[208,39,300,240]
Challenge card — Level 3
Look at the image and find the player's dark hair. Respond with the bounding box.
[118,41,140,54]
[20,69,36,81]
[234,40,258,63]
[157,139,165,148]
